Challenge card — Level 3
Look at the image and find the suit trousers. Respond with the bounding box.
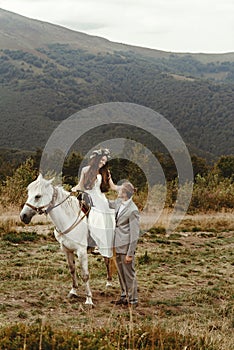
[116,253,138,304]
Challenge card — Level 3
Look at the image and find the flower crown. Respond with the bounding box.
[90,148,111,159]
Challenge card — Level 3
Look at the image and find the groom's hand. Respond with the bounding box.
[125,255,133,264]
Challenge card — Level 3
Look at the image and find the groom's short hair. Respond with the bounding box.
[121,182,135,199]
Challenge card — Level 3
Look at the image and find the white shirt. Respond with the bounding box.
[117,198,132,217]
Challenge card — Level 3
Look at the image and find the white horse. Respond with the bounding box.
[20,174,93,305]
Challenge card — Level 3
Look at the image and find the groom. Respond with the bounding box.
[109,181,140,307]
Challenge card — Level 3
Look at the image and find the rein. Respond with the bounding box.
[55,207,90,235]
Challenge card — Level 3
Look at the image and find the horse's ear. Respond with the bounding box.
[37,173,43,181]
[48,177,55,185]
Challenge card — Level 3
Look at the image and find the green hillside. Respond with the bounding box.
[0,8,234,158]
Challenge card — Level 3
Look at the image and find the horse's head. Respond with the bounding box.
[20,174,54,224]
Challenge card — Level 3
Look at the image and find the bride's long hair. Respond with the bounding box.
[84,154,110,193]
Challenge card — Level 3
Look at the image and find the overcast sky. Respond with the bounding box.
[1,0,233,53]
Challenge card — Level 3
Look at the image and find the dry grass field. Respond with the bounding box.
[0,209,233,349]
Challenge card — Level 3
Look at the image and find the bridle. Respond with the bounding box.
[25,187,91,235]
[25,187,70,215]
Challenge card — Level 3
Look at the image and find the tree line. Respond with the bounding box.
[0,150,233,212]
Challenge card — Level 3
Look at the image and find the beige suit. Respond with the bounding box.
[109,198,139,304]
[113,199,139,254]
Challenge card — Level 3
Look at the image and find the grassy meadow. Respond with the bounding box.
[0,209,233,350]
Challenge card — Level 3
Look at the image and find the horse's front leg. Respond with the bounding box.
[77,247,93,305]
[63,248,79,298]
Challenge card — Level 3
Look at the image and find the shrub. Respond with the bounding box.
[2,231,39,243]
[138,251,152,265]
[189,174,234,211]
[0,158,37,207]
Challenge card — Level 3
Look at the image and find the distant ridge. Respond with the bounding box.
[0,8,168,57]
[0,8,234,62]
[0,8,121,52]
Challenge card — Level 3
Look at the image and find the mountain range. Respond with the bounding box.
[0,8,234,159]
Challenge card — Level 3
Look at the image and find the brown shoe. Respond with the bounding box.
[129,302,138,309]
[111,298,128,305]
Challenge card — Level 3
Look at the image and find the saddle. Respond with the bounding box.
[76,191,93,216]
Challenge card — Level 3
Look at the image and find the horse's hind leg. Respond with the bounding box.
[77,247,93,305]
[64,249,79,297]
[104,257,116,287]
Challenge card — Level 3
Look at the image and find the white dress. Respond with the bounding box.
[85,174,115,258]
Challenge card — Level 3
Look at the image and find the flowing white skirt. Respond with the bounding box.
[86,183,115,258]
[88,207,115,257]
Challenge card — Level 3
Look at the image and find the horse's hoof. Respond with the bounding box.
[106,281,112,287]
[85,296,94,306]
[91,247,100,255]
[68,292,79,299]
[85,302,94,308]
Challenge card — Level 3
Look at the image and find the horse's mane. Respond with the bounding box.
[55,185,80,215]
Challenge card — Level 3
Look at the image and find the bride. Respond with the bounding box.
[72,149,117,258]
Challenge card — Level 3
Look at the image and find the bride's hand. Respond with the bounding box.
[71,186,78,192]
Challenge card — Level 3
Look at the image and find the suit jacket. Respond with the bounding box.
[109,198,140,256]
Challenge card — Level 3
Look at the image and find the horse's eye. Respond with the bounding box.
[35,194,41,200]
